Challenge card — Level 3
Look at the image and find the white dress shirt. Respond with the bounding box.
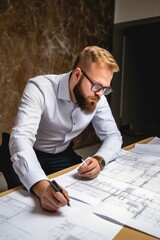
[9,71,122,190]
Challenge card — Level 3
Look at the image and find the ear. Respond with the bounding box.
[69,68,82,103]
[69,67,82,91]
[73,67,82,80]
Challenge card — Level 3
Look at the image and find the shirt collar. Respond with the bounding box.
[58,71,72,102]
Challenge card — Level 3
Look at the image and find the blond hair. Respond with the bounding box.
[73,46,119,72]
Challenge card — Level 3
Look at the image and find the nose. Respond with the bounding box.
[95,89,103,97]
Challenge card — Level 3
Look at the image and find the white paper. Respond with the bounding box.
[131,136,160,157]
[94,200,160,238]
[54,149,160,238]
[1,139,160,239]
[0,189,122,240]
[148,136,160,144]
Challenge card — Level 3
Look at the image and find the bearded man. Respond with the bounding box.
[9,46,122,212]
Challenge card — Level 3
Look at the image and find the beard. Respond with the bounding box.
[73,77,100,114]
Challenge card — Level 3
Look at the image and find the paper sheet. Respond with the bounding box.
[0,189,122,240]
[131,136,160,157]
[55,149,160,238]
[1,137,160,239]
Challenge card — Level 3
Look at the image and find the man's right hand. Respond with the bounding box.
[31,180,69,212]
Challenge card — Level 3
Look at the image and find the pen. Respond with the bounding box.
[50,180,71,207]
[81,158,88,166]
[78,157,90,169]
[81,156,91,166]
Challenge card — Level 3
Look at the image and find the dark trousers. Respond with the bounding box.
[0,133,82,189]
[34,143,82,175]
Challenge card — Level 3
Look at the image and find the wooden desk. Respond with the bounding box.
[0,137,159,240]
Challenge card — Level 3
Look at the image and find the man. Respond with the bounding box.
[9,46,122,212]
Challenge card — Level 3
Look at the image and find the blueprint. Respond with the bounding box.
[0,189,122,240]
[56,150,160,238]
[131,136,160,157]
[1,148,160,239]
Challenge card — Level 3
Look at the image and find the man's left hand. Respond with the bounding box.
[77,157,101,179]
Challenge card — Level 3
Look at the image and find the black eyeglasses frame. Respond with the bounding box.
[81,69,113,96]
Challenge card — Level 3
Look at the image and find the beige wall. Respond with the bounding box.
[114,0,160,23]
[0,0,115,148]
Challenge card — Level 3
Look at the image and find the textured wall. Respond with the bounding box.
[0,0,115,148]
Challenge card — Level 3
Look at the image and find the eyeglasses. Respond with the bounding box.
[81,69,113,96]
